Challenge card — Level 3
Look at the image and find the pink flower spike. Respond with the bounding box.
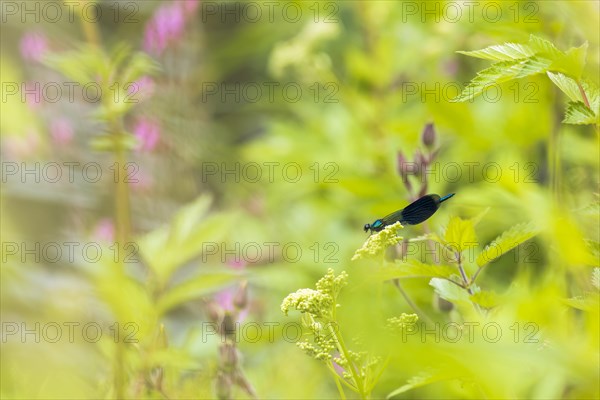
[50,118,74,146]
[20,32,48,62]
[143,3,186,56]
[133,117,160,152]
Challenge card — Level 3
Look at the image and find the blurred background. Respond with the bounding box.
[1,1,598,399]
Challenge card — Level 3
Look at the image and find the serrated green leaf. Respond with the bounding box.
[562,294,599,311]
[528,35,563,60]
[387,371,452,399]
[563,101,597,125]
[457,43,535,61]
[429,277,473,306]
[452,58,551,102]
[375,260,456,281]
[549,42,588,79]
[582,79,600,116]
[444,217,478,253]
[547,71,583,102]
[157,271,242,315]
[476,222,539,267]
[137,196,238,285]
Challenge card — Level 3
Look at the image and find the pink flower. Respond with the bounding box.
[133,117,160,152]
[20,32,48,62]
[128,76,155,101]
[182,0,200,14]
[93,219,115,243]
[50,118,74,146]
[143,2,186,56]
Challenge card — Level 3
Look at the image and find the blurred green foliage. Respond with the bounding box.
[1,1,598,399]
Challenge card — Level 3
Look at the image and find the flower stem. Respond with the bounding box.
[328,323,368,399]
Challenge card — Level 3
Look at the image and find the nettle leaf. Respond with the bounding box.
[429,277,474,306]
[582,79,600,115]
[444,217,478,253]
[376,260,456,281]
[137,195,238,285]
[456,42,535,61]
[528,35,563,60]
[563,101,597,125]
[547,71,584,102]
[549,42,588,79]
[452,58,551,102]
[476,222,539,268]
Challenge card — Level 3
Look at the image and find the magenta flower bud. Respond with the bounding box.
[413,149,427,175]
[397,151,411,177]
[421,123,436,149]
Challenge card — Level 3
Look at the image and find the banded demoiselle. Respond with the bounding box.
[364,193,455,233]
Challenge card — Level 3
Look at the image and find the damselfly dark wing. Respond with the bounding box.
[397,194,440,225]
[379,209,405,226]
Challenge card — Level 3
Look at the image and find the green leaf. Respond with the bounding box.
[157,271,242,315]
[137,196,238,285]
[582,79,600,116]
[528,35,563,60]
[429,277,473,305]
[452,58,551,102]
[43,46,105,85]
[476,222,539,267]
[549,42,588,79]
[375,260,456,281]
[456,42,535,61]
[470,290,499,308]
[546,71,584,102]
[563,101,597,125]
[444,217,478,253]
[387,371,452,399]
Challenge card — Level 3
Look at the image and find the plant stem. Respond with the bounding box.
[457,253,472,295]
[392,279,434,326]
[577,81,591,109]
[328,323,367,399]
